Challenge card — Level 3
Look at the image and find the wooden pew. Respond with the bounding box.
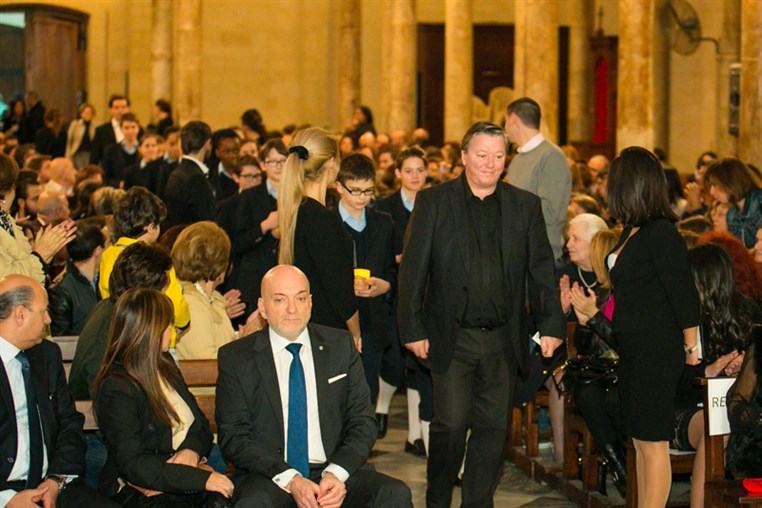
[51,335,78,362]
[177,359,218,433]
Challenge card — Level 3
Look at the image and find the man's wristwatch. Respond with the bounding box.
[684,343,699,354]
[46,474,68,492]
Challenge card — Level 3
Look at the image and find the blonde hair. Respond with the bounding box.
[171,221,231,282]
[590,228,622,289]
[278,128,339,264]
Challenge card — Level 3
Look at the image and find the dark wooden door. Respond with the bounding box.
[0,23,25,104]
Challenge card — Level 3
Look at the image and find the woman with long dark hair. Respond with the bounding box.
[605,147,701,507]
[94,288,233,507]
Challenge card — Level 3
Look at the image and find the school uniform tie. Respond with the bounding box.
[285,343,309,478]
[17,351,43,488]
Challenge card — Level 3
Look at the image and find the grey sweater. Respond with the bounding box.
[507,139,571,260]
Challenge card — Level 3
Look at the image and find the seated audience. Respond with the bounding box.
[98,186,190,334]
[0,274,119,508]
[34,107,67,158]
[216,265,412,507]
[569,193,602,217]
[48,219,106,336]
[755,225,762,268]
[697,231,762,303]
[89,186,125,218]
[677,215,713,236]
[172,221,260,359]
[94,288,234,507]
[11,171,41,220]
[705,157,762,248]
[0,153,75,284]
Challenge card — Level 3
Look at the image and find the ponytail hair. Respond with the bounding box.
[278,128,340,264]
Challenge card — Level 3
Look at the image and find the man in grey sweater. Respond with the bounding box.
[505,97,571,262]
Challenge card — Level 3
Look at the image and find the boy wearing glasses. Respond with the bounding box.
[334,153,396,406]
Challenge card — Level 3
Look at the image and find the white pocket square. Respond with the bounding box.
[328,373,347,384]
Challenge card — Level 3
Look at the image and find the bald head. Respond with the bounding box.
[49,157,75,187]
[0,274,50,349]
[587,155,609,180]
[37,190,69,222]
[258,265,312,340]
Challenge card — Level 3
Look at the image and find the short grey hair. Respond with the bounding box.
[0,286,34,321]
[569,213,609,241]
[461,122,508,152]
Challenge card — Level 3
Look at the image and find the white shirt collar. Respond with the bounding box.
[268,326,311,355]
[0,335,21,367]
[266,179,278,199]
[218,161,234,180]
[517,132,545,154]
[338,202,366,232]
[182,155,210,176]
[111,117,124,144]
[400,188,415,212]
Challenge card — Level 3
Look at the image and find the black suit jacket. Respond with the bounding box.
[164,158,216,228]
[224,184,278,311]
[94,359,213,496]
[374,189,410,257]
[89,122,117,165]
[333,207,396,350]
[101,144,139,188]
[397,176,566,374]
[0,340,86,490]
[216,324,377,480]
[123,159,163,194]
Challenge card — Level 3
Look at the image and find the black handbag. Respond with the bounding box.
[552,356,618,395]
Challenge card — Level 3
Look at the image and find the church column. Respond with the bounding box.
[716,0,740,157]
[338,0,361,131]
[387,0,417,135]
[514,0,559,142]
[174,0,202,124]
[567,0,594,142]
[739,0,762,167]
[616,0,669,152]
[151,0,172,107]
[444,0,473,141]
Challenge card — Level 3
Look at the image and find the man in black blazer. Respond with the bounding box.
[216,265,411,508]
[89,95,131,166]
[0,275,117,507]
[164,121,215,229]
[398,121,566,508]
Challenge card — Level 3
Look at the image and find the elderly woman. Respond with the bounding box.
[0,153,75,283]
[172,221,260,360]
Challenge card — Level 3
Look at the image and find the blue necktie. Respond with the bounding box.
[285,343,309,478]
[17,351,43,488]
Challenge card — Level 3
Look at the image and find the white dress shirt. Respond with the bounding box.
[268,328,349,492]
[517,132,545,154]
[111,118,124,144]
[182,155,210,177]
[0,336,48,507]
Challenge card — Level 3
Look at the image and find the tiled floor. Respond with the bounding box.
[368,394,577,507]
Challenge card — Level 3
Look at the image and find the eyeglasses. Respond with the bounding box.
[265,159,287,169]
[340,181,375,196]
[240,173,262,181]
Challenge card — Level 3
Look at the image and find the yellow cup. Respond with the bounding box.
[354,268,371,280]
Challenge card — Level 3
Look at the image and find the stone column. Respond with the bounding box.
[716,0,740,157]
[567,0,594,142]
[444,0,473,141]
[738,0,761,166]
[151,0,172,107]
[387,0,417,135]
[379,0,393,134]
[514,0,559,142]
[338,0,361,131]
[616,0,669,152]
[174,0,202,124]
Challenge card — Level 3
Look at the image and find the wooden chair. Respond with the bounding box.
[178,359,219,433]
[701,378,762,507]
[51,335,78,362]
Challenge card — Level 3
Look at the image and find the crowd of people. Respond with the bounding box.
[0,90,760,508]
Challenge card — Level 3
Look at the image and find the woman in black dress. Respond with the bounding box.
[277,127,361,350]
[94,288,234,507]
[606,147,701,507]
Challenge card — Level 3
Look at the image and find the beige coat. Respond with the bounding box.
[0,216,45,284]
[65,118,96,159]
[175,282,236,360]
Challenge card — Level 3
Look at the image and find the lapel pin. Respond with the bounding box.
[319,345,324,351]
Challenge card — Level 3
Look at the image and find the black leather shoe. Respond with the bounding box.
[404,439,426,457]
[376,413,388,439]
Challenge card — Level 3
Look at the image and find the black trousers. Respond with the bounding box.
[232,463,412,508]
[426,326,517,508]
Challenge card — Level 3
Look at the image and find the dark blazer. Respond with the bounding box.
[222,184,278,311]
[155,159,178,201]
[333,207,396,350]
[216,324,377,479]
[397,176,566,374]
[48,260,100,336]
[89,121,117,165]
[164,158,216,228]
[101,143,139,188]
[0,340,86,490]
[374,189,410,257]
[123,159,164,194]
[95,359,214,496]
